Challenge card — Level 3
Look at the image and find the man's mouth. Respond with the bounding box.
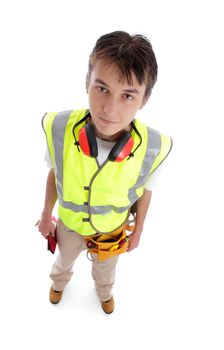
[99,117,118,125]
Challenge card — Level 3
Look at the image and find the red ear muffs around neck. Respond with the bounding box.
[77,122,134,162]
[108,130,134,162]
[78,123,98,158]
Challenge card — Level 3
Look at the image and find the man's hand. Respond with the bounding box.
[126,229,142,252]
[36,216,56,239]
[36,168,58,239]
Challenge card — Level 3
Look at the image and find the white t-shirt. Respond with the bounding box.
[45,137,162,191]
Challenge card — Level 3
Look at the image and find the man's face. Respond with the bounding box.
[87,59,148,141]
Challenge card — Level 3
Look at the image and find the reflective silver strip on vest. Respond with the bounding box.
[52,114,161,214]
[52,111,88,213]
[127,127,161,204]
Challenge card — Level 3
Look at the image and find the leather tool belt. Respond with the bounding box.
[84,223,135,261]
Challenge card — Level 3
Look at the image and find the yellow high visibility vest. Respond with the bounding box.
[42,109,172,236]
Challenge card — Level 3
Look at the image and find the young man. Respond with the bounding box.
[37,31,172,314]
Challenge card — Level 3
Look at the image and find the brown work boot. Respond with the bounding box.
[49,286,63,304]
[101,296,114,314]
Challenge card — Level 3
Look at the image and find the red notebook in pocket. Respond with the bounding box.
[47,217,57,254]
[47,234,57,254]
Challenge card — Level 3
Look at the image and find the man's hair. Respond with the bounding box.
[87,31,158,99]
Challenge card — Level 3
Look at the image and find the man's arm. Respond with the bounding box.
[37,168,58,239]
[127,189,152,252]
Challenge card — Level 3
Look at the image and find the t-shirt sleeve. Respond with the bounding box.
[144,164,163,191]
[45,146,53,168]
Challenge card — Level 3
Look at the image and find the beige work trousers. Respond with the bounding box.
[50,219,119,302]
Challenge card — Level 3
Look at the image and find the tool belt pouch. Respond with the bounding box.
[85,228,129,261]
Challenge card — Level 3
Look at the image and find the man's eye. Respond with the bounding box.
[98,86,107,93]
[123,94,133,100]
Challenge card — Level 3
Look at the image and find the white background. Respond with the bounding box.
[0,0,224,349]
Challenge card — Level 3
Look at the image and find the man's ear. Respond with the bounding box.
[86,73,90,93]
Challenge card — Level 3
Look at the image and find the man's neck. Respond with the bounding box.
[89,119,131,142]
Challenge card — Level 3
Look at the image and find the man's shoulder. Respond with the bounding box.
[43,108,88,120]
[134,118,162,139]
[42,108,88,130]
[135,118,172,142]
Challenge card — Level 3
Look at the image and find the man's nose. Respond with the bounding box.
[103,97,118,118]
